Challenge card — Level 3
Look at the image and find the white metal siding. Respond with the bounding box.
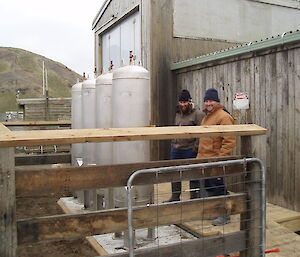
[102,11,141,72]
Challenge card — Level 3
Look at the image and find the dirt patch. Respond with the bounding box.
[16,193,98,257]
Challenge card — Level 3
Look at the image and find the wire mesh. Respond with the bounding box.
[125,158,266,257]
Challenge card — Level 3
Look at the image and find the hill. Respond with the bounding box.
[0,47,83,112]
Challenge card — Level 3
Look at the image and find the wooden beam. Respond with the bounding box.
[0,124,267,147]
[15,153,71,166]
[104,231,246,257]
[17,193,246,245]
[0,124,16,256]
[276,215,300,233]
[0,147,16,256]
[2,120,71,126]
[240,135,263,257]
[87,236,108,256]
[0,123,11,132]
[15,156,244,197]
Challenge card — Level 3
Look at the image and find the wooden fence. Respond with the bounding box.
[173,41,300,211]
[17,98,71,121]
[0,123,266,257]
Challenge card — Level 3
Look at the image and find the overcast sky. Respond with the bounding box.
[0,0,105,77]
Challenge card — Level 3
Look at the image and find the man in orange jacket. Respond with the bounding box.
[197,88,236,226]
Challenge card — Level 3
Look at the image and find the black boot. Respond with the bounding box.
[164,182,181,202]
[189,180,200,199]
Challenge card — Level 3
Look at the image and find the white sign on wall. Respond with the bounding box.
[233,92,249,110]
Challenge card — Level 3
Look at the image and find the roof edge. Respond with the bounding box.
[92,0,111,30]
[171,30,300,71]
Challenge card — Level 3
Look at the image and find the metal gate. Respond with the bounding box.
[126,158,266,257]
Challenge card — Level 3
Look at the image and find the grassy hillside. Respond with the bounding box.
[0,47,83,112]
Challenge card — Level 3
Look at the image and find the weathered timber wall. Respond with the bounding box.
[174,42,300,211]
[17,98,71,121]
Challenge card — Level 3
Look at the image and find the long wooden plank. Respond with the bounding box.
[87,236,108,256]
[0,124,267,147]
[104,231,246,257]
[277,215,300,233]
[2,120,71,126]
[15,153,71,166]
[0,144,16,255]
[0,123,11,132]
[15,156,244,197]
[17,193,246,245]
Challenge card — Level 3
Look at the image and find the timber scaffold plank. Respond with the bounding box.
[0,124,267,147]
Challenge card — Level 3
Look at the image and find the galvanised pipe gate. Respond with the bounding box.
[126,158,266,257]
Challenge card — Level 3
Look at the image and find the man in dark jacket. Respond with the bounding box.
[197,88,236,226]
[165,89,205,202]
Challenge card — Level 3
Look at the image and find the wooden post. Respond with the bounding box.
[240,135,264,257]
[0,124,16,257]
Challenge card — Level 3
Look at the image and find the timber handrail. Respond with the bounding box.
[0,124,266,147]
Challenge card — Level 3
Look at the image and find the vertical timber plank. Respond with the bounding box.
[223,63,231,113]
[269,53,278,205]
[275,51,284,207]
[258,56,267,180]
[240,135,263,257]
[287,49,295,210]
[281,51,289,209]
[264,54,272,202]
[0,124,16,257]
[194,70,201,107]
[294,48,300,211]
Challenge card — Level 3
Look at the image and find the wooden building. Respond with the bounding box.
[171,30,300,211]
[92,0,300,159]
[17,97,71,121]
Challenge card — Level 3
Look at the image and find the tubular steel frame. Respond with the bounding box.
[126,158,266,257]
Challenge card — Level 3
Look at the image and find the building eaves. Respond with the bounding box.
[92,0,112,30]
[171,30,300,71]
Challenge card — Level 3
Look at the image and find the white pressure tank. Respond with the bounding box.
[112,65,153,208]
[71,82,83,166]
[82,78,97,165]
[95,72,113,209]
[95,72,113,165]
[82,78,97,209]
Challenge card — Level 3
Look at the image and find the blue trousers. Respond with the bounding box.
[205,177,228,196]
[170,148,200,199]
[171,147,196,160]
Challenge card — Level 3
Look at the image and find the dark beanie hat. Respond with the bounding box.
[179,89,192,102]
[204,88,220,102]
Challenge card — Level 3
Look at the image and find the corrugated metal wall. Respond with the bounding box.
[174,43,300,211]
